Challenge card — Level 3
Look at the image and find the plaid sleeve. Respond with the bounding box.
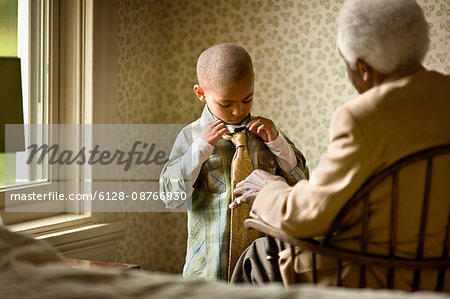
[276,132,309,186]
[159,127,195,209]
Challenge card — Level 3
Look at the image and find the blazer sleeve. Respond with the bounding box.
[251,106,372,238]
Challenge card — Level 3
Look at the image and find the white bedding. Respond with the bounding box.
[0,225,448,299]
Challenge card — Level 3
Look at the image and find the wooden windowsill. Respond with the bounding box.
[7,214,93,237]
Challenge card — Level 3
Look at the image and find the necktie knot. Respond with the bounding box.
[222,131,247,148]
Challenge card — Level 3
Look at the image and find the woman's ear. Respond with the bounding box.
[355,59,372,82]
[194,84,206,102]
[355,59,388,87]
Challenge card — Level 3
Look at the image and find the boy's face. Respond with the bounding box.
[195,74,254,125]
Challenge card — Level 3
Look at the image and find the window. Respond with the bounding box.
[15,0,49,187]
[2,0,119,230]
[1,0,92,226]
[1,0,56,225]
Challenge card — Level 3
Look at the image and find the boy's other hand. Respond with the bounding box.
[246,116,279,142]
[200,120,230,146]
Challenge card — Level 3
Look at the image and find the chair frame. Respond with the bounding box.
[245,144,450,291]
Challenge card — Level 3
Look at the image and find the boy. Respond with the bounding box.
[159,43,308,281]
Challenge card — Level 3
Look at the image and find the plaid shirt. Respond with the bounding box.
[159,106,308,280]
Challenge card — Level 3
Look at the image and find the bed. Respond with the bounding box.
[0,225,447,299]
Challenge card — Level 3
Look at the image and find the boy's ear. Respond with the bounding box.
[194,84,206,102]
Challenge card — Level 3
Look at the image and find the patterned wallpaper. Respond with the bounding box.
[115,0,450,273]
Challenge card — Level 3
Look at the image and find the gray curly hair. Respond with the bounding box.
[337,0,429,74]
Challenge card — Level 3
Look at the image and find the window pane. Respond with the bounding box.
[15,0,29,185]
[12,0,48,187]
[0,0,18,189]
[0,0,17,56]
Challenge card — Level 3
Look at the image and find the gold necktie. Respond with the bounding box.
[223,130,259,281]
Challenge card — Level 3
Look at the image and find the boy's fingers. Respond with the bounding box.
[218,124,230,132]
[246,119,256,128]
[248,120,262,133]
[217,128,229,135]
[209,120,221,125]
[206,121,220,130]
[247,126,256,134]
[248,123,257,132]
[257,124,266,134]
[215,122,228,130]
[213,122,226,130]
[214,128,229,139]
[214,122,226,128]
[214,124,225,132]
[247,117,260,126]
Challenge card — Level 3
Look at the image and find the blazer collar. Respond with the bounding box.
[382,64,425,85]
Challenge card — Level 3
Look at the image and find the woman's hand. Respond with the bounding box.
[230,169,285,208]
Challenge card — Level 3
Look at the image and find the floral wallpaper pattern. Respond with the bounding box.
[115,0,450,273]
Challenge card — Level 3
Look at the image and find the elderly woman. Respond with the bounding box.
[230,0,450,290]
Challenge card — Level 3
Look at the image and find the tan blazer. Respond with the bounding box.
[251,66,450,290]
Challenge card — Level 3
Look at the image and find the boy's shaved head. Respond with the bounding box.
[196,43,254,93]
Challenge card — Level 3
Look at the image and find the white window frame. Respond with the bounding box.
[4,0,119,235]
[2,0,91,227]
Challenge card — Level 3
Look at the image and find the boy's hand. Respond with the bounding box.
[246,116,279,142]
[200,120,230,146]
